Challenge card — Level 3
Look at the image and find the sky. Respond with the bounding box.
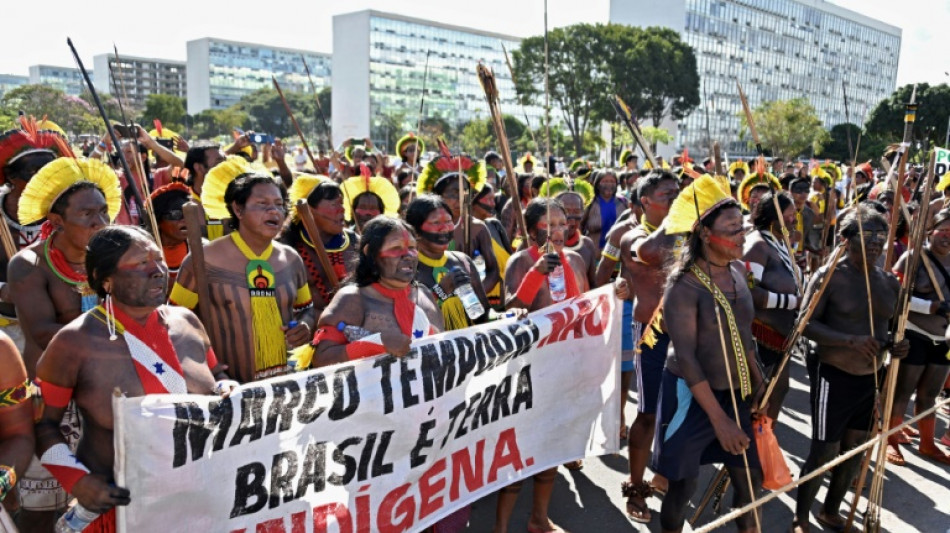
[1,0,946,87]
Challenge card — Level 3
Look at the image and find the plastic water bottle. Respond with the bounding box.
[472,250,486,281]
[337,321,374,342]
[55,503,99,532]
[548,257,567,302]
[452,267,485,320]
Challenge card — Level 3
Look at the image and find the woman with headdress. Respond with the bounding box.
[652,175,765,533]
[540,177,598,286]
[582,169,628,253]
[280,176,359,315]
[148,182,198,288]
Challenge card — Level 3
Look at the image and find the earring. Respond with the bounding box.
[105,293,118,341]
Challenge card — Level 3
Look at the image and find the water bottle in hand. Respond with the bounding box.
[547,253,567,302]
[55,503,100,532]
[473,250,486,281]
[452,267,485,320]
[338,321,374,342]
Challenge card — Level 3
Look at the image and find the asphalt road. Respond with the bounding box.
[465,350,950,532]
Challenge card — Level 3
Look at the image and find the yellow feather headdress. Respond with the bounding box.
[737,172,781,211]
[539,177,595,207]
[288,174,330,221]
[200,155,253,220]
[665,174,736,235]
[341,175,400,223]
[728,160,750,178]
[19,157,122,225]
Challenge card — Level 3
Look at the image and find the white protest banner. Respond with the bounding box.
[935,146,950,178]
[114,285,621,532]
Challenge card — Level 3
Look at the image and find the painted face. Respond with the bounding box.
[749,186,768,212]
[55,187,110,250]
[531,207,569,251]
[438,180,462,221]
[706,206,745,261]
[157,197,188,245]
[354,194,383,228]
[931,220,950,255]
[474,195,495,219]
[110,238,169,308]
[236,182,286,240]
[790,182,810,209]
[418,208,455,247]
[598,176,617,199]
[312,195,345,236]
[558,193,584,236]
[644,179,680,218]
[375,227,418,287]
[846,219,887,266]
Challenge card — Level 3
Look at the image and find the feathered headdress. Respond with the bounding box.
[728,160,750,179]
[0,115,72,184]
[818,161,842,184]
[288,174,329,221]
[344,140,367,163]
[665,174,735,235]
[19,157,122,225]
[618,149,635,166]
[341,174,400,222]
[855,161,874,179]
[517,152,537,172]
[200,155,254,220]
[737,172,781,211]
[539,177,595,207]
[643,159,671,170]
[149,181,196,204]
[395,133,424,159]
[809,165,833,189]
[416,138,486,196]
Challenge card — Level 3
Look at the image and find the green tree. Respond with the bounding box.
[140,94,186,132]
[372,110,408,153]
[865,83,950,149]
[458,117,494,154]
[641,126,674,155]
[0,84,103,136]
[822,123,862,163]
[189,108,249,139]
[512,23,613,156]
[609,26,700,127]
[740,98,830,160]
[232,88,321,142]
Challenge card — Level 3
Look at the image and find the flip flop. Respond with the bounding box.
[526,523,561,533]
[885,444,906,466]
[816,512,846,532]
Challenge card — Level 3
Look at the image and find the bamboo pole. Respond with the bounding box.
[296,199,339,290]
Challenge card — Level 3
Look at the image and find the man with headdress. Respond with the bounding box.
[0,117,71,352]
[729,160,750,185]
[340,173,401,232]
[788,176,817,268]
[539,177,598,286]
[416,144,501,295]
[396,133,425,171]
[7,155,121,528]
[652,175,766,533]
[792,206,908,533]
[618,170,681,523]
[171,171,314,383]
[35,225,224,533]
[280,176,358,316]
[737,171,782,219]
[619,149,639,172]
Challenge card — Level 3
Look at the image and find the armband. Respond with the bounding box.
[38,379,73,409]
[515,269,546,305]
[765,292,799,310]
[0,379,31,407]
[0,464,15,501]
[602,243,620,262]
[431,283,450,301]
[909,296,932,314]
[311,324,347,346]
[206,347,219,370]
[40,442,90,493]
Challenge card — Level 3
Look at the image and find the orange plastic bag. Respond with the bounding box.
[754,415,792,490]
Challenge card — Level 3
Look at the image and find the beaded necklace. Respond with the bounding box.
[43,236,98,311]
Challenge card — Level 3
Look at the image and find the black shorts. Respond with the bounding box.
[810,362,878,443]
[905,330,950,366]
[632,321,669,415]
[758,345,783,369]
[652,369,759,481]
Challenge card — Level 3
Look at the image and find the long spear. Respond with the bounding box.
[883,86,918,269]
[296,199,339,290]
[272,76,318,171]
[66,39,147,228]
[737,81,802,290]
[610,94,658,169]
[477,63,529,244]
[411,50,432,171]
[299,54,331,151]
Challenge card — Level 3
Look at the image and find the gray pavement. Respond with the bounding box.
[465,350,950,532]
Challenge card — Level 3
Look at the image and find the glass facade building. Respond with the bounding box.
[0,74,28,98]
[187,38,330,115]
[610,0,901,157]
[333,10,548,150]
[28,65,88,96]
[93,55,187,109]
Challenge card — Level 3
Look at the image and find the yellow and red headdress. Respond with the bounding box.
[395,133,424,160]
[18,157,122,225]
[341,174,400,222]
[288,174,330,221]
[416,137,486,196]
[737,172,781,211]
[0,115,71,184]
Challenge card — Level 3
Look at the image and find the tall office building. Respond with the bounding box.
[0,74,28,98]
[186,37,330,115]
[28,65,88,96]
[93,54,187,109]
[332,10,547,149]
[610,0,901,157]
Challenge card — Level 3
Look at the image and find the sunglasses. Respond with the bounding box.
[161,209,185,221]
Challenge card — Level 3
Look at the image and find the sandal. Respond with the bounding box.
[621,480,653,524]
[885,444,906,466]
[919,446,950,466]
